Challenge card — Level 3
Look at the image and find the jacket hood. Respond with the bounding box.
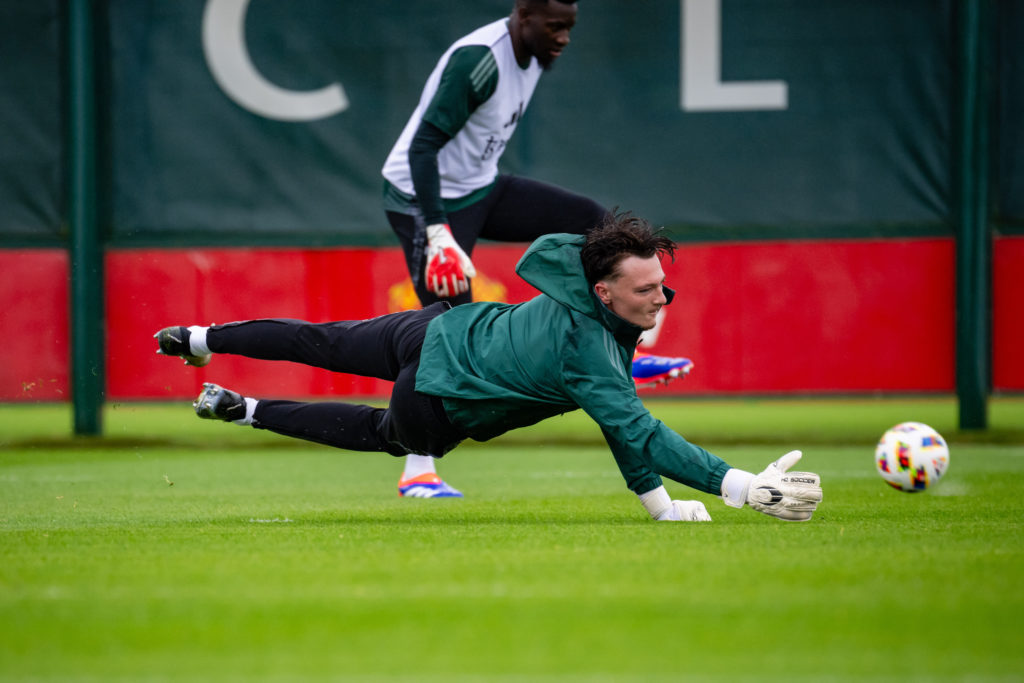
[514,233,675,347]
[515,234,595,316]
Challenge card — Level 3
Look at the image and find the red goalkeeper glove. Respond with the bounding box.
[425,223,475,298]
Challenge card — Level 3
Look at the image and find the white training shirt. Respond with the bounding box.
[382,18,543,199]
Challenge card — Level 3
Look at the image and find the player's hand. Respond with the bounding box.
[657,500,712,522]
[638,485,712,521]
[425,223,475,298]
[742,451,822,521]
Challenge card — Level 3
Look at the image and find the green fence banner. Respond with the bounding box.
[2,0,1022,244]
[0,2,62,242]
[997,0,1023,227]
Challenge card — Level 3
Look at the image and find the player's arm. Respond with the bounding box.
[563,340,822,521]
[409,45,498,296]
[408,121,452,226]
[600,391,822,521]
[409,44,497,223]
[559,339,722,520]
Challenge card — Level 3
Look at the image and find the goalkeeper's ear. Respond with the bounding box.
[593,282,608,305]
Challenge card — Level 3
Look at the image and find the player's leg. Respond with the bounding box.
[387,209,483,496]
[476,175,610,242]
[156,304,448,381]
[392,360,466,495]
[185,303,464,457]
[190,360,464,459]
[193,381,409,455]
[252,399,409,454]
[202,303,462,496]
[253,364,463,457]
[157,304,455,451]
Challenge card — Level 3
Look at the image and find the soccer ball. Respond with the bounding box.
[874,422,950,492]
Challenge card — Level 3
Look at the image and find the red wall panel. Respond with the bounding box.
[5,236,1019,401]
[0,250,69,401]
[657,239,955,392]
[993,235,1024,391]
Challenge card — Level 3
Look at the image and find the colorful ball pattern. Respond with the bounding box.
[874,422,950,492]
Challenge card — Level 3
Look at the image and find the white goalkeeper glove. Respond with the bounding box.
[638,486,712,522]
[720,450,822,521]
[425,223,475,298]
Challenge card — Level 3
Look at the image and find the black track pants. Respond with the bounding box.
[205,303,463,456]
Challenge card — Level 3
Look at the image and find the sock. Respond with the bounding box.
[187,325,210,355]
[402,453,437,479]
[231,397,258,426]
[637,485,673,520]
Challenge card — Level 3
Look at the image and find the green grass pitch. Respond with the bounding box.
[2,397,1023,682]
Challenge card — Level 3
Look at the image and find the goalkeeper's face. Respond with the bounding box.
[593,255,668,330]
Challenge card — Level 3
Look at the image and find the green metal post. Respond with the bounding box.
[954,0,992,430]
[68,0,104,435]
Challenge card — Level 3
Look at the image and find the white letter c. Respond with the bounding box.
[202,0,348,122]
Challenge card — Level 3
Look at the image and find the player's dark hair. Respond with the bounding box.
[580,211,676,286]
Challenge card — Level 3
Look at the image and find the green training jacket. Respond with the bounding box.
[415,233,731,497]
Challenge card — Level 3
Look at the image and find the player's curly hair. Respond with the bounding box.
[580,211,676,285]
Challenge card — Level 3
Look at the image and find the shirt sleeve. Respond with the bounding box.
[560,328,731,496]
[421,45,499,136]
[408,120,452,225]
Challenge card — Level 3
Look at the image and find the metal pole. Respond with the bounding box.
[68,0,104,435]
[954,0,992,430]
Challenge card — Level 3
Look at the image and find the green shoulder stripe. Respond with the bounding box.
[468,51,498,93]
[423,45,499,137]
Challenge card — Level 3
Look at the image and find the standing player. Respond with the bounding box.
[381,0,692,498]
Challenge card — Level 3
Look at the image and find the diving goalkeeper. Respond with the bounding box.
[155,213,822,522]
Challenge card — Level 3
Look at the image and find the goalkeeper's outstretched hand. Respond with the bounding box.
[660,499,713,521]
[425,223,475,298]
[637,485,712,521]
[721,450,823,521]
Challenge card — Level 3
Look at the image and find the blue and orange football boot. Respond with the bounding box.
[397,473,464,498]
[632,352,694,388]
